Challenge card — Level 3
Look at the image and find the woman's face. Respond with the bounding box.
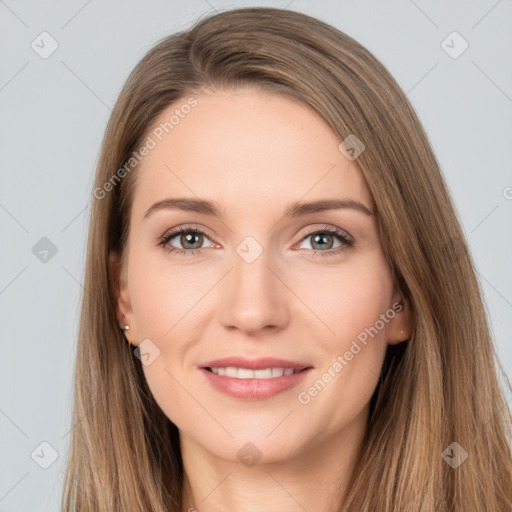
[113,87,409,464]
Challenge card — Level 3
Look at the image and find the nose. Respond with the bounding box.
[219,244,290,336]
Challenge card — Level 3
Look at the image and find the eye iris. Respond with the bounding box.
[311,233,333,250]
[181,232,203,249]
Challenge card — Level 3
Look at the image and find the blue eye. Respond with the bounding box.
[296,227,354,256]
[157,226,213,255]
[157,225,354,257]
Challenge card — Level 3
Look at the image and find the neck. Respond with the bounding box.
[179,406,369,512]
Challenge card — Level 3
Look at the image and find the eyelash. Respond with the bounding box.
[156,225,354,257]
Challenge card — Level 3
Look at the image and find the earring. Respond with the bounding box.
[400,329,404,335]
[120,324,131,345]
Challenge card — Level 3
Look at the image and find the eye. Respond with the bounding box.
[157,225,354,257]
[295,227,354,256]
[157,226,214,255]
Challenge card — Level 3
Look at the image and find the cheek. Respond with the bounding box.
[128,248,206,339]
[127,251,210,429]
[140,355,202,436]
[293,260,393,416]
[293,256,394,349]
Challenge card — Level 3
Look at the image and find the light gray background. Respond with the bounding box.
[1,0,511,510]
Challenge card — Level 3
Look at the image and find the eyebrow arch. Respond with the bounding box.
[143,197,374,220]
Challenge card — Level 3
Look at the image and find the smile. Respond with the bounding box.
[199,357,313,400]
[206,367,301,378]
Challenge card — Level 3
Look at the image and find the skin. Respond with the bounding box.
[111,87,411,512]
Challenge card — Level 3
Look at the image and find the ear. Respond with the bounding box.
[387,284,413,346]
[109,251,138,345]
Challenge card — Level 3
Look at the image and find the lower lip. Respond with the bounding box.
[200,367,313,400]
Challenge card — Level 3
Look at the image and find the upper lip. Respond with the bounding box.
[200,356,312,371]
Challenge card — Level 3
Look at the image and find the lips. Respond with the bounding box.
[200,356,311,372]
[199,356,313,400]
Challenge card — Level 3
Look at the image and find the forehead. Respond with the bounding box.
[131,88,373,219]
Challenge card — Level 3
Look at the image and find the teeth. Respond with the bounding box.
[209,367,298,379]
[225,366,238,378]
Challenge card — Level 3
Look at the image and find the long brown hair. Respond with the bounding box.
[61,7,512,510]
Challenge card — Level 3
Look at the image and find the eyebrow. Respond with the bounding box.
[143,197,374,220]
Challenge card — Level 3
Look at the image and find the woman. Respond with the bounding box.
[61,6,512,511]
